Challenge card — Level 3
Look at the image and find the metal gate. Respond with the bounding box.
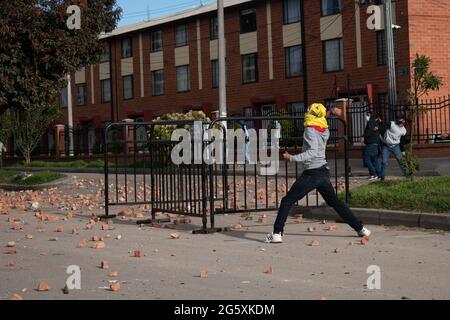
[103,115,349,233]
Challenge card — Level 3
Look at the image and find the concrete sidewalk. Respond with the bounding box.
[347,157,450,177]
[6,157,450,178]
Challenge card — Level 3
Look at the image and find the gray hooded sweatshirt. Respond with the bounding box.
[290,126,329,170]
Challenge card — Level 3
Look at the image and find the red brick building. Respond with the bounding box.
[8,0,450,158]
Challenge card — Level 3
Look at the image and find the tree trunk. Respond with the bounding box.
[25,149,31,165]
[409,100,418,155]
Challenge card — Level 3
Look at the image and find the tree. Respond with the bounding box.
[0,111,12,144]
[10,104,62,164]
[0,0,121,115]
[406,54,443,151]
[403,54,443,178]
[153,111,211,140]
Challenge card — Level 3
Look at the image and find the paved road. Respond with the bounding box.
[1,206,449,300]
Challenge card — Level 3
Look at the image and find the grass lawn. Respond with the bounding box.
[13,159,106,168]
[0,170,65,186]
[346,176,450,213]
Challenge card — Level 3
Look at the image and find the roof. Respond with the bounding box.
[100,0,256,39]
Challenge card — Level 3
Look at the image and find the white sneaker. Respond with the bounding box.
[357,227,372,237]
[368,176,378,181]
[265,232,283,243]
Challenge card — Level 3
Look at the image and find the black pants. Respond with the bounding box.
[274,166,363,234]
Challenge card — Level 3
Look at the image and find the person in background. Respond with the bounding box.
[239,120,251,164]
[363,112,381,181]
[265,103,371,244]
[379,117,408,181]
[274,120,282,150]
[0,140,5,168]
[361,113,370,169]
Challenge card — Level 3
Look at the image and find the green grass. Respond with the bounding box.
[86,159,106,168]
[14,160,112,168]
[0,170,18,183]
[16,160,88,168]
[345,176,450,213]
[0,170,65,186]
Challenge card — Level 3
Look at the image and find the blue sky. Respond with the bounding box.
[116,0,216,26]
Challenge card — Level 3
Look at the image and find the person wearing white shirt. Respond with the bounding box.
[380,117,408,181]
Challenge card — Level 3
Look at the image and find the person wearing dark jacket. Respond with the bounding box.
[363,112,381,180]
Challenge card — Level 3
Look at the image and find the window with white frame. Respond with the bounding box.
[285,45,303,77]
[100,43,110,63]
[101,79,111,103]
[76,83,86,106]
[323,38,344,72]
[175,24,188,47]
[121,38,132,58]
[242,54,258,83]
[151,30,163,52]
[152,69,164,96]
[123,75,134,100]
[283,0,301,24]
[176,65,190,92]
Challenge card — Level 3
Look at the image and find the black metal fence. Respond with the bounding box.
[346,96,450,145]
[103,116,350,233]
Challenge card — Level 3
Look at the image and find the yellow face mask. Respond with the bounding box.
[304,103,328,129]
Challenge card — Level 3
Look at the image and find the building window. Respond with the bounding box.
[210,16,218,40]
[287,102,305,134]
[150,30,163,52]
[321,0,341,17]
[287,102,305,114]
[76,84,86,106]
[212,59,227,88]
[283,0,301,24]
[285,45,303,77]
[123,75,134,100]
[376,30,398,65]
[242,54,258,83]
[101,79,111,103]
[176,65,190,92]
[175,24,188,47]
[99,43,110,63]
[212,60,219,88]
[60,87,68,107]
[152,70,164,96]
[323,38,344,72]
[240,8,257,34]
[121,38,132,58]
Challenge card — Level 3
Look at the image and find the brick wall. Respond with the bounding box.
[60,0,449,135]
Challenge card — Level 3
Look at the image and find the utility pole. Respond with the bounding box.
[67,74,74,157]
[385,0,397,105]
[217,0,227,119]
[300,0,308,109]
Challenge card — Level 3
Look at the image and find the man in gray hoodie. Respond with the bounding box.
[265,104,371,243]
[379,117,407,181]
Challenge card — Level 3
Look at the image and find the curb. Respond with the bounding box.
[0,175,72,191]
[4,166,443,178]
[296,206,450,231]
